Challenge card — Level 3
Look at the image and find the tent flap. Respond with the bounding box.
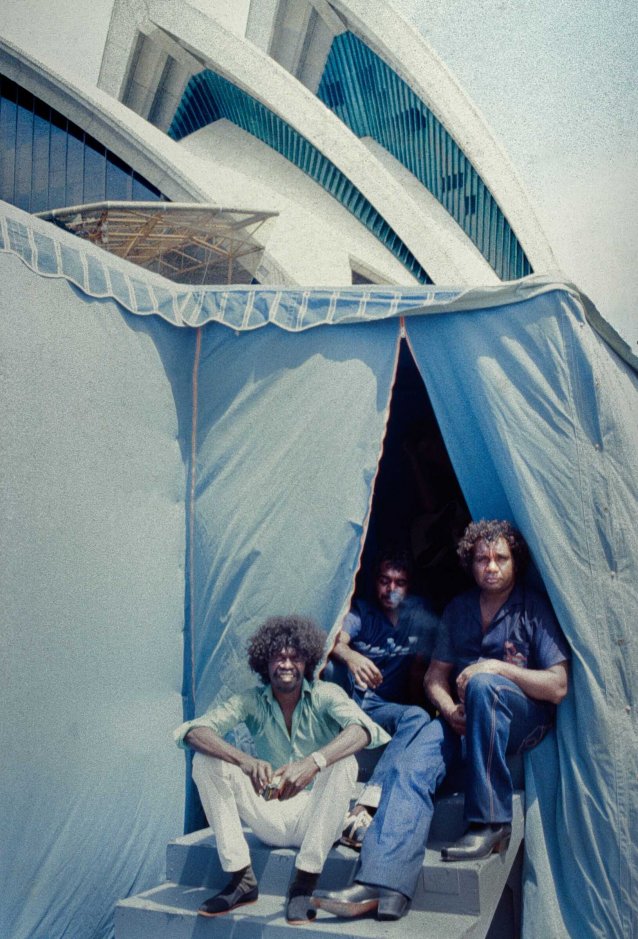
[405,292,638,939]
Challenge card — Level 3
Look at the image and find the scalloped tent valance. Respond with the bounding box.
[1,201,635,378]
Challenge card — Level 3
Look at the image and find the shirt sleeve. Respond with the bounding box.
[314,681,391,749]
[173,692,253,750]
[530,596,571,670]
[341,606,362,640]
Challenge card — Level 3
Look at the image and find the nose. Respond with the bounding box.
[486,557,499,571]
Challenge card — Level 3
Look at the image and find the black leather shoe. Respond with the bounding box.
[441,823,512,862]
[285,870,319,924]
[312,882,409,920]
[198,868,259,917]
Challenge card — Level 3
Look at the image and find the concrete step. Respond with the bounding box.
[164,792,523,918]
[165,789,469,893]
[115,792,524,938]
[115,882,481,939]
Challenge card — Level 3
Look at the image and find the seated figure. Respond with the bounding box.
[174,614,389,924]
[326,548,440,847]
[313,520,570,921]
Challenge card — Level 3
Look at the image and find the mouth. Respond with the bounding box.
[276,669,298,681]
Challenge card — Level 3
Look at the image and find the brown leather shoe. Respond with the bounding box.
[312,882,409,920]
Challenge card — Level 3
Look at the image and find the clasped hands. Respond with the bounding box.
[239,754,319,800]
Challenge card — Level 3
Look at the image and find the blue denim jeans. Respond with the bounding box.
[322,660,432,800]
[323,659,432,795]
[357,673,555,898]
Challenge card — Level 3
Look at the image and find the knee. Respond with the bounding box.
[465,671,500,706]
[192,752,228,785]
[398,706,431,732]
[328,754,358,786]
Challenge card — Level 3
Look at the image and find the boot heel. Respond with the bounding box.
[494,834,511,854]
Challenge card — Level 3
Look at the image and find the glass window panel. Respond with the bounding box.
[48,118,68,208]
[65,123,84,206]
[132,172,161,201]
[0,93,18,201]
[83,137,106,203]
[14,95,33,210]
[106,153,132,200]
[31,101,51,212]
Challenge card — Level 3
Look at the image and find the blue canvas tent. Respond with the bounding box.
[1,200,636,939]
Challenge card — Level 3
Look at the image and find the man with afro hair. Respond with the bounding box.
[175,614,389,924]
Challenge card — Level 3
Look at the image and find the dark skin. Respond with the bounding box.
[185,646,370,801]
[330,564,427,704]
[424,537,569,735]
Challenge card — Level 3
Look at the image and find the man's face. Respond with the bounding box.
[267,646,307,695]
[472,537,515,595]
[376,563,409,613]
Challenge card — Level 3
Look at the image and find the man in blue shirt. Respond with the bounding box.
[174,614,389,924]
[314,521,570,921]
[327,549,440,847]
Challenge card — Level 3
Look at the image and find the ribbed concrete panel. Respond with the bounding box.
[123,1,492,283]
[317,31,531,281]
[170,69,432,283]
[326,0,557,275]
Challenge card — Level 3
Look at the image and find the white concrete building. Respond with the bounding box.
[0,0,557,286]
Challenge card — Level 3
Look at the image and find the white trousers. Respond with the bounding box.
[192,752,357,874]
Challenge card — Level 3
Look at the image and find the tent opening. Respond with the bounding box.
[355,338,472,614]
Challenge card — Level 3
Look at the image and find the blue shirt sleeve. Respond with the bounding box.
[530,594,571,669]
[341,606,362,641]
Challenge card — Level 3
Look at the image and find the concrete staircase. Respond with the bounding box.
[115,792,524,939]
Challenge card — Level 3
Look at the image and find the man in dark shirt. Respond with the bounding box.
[314,520,570,921]
[327,549,440,847]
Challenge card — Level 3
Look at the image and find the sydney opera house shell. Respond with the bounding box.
[0,0,557,289]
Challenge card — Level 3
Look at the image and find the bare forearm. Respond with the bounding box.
[184,727,248,766]
[331,638,354,666]
[331,634,382,688]
[273,724,371,799]
[318,723,370,766]
[424,673,456,717]
[457,660,569,705]
[489,661,568,704]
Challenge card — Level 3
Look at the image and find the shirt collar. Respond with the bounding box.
[261,677,313,709]
[470,580,525,620]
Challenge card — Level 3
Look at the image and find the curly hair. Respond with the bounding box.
[246,614,327,684]
[457,519,529,574]
[374,547,413,580]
